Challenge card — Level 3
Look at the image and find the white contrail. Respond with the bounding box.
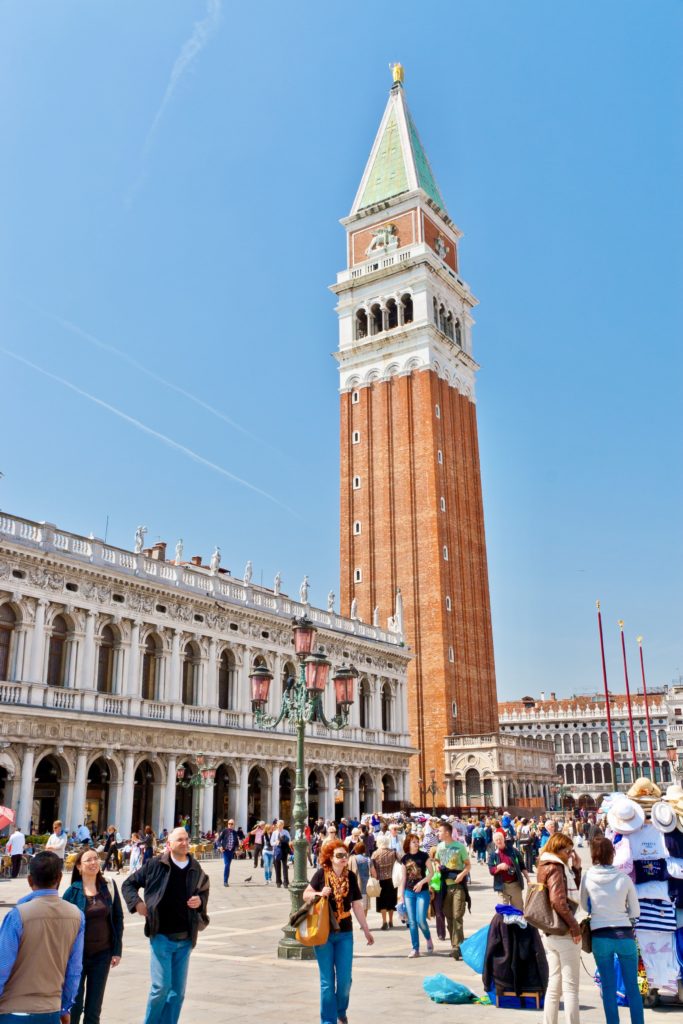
[0,348,299,518]
[128,0,222,202]
[53,315,268,448]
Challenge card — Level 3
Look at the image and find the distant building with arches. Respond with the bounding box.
[0,511,413,836]
[499,690,671,812]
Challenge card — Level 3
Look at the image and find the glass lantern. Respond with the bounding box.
[293,616,317,658]
[250,665,273,707]
[304,652,331,694]
[332,665,358,707]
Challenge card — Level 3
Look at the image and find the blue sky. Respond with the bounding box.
[0,1,680,701]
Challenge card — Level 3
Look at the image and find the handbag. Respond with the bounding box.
[580,916,592,953]
[523,881,568,935]
[366,875,381,899]
[296,896,331,947]
[392,859,404,889]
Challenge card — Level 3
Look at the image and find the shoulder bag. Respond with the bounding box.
[296,895,331,947]
[523,881,568,935]
[391,858,404,889]
[366,875,381,898]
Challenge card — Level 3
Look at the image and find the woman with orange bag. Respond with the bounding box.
[304,838,374,1024]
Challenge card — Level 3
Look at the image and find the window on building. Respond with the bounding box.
[218,649,237,710]
[433,296,439,326]
[386,298,398,330]
[359,677,371,729]
[355,309,368,341]
[448,646,454,662]
[619,730,628,752]
[445,596,452,611]
[182,642,200,706]
[47,615,69,687]
[381,683,392,732]
[455,319,463,347]
[584,764,593,784]
[440,497,446,512]
[452,700,458,718]
[443,546,448,561]
[352,431,360,444]
[572,733,581,753]
[594,763,603,783]
[437,450,443,464]
[370,303,383,335]
[659,729,667,750]
[353,520,361,535]
[435,403,441,419]
[582,733,590,753]
[96,625,116,694]
[141,634,160,701]
[601,732,609,752]
[639,729,648,751]
[591,733,600,753]
[352,390,360,404]
[0,604,16,682]
[354,568,362,583]
[401,293,413,324]
[353,476,361,489]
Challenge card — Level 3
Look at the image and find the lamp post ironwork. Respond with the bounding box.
[250,615,358,960]
[176,755,216,844]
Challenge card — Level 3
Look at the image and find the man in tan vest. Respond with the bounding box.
[0,850,84,1024]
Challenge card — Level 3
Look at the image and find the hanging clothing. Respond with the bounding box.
[636,899,676,932]
[636,930,679,992]
[629,826,670,900]
[482,914,548,995]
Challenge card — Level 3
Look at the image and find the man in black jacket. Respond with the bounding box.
[122,827,209,1024]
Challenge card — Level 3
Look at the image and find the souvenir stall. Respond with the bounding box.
[605,779,683,1006]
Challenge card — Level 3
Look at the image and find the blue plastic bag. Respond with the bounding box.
[423,974,477,1004]
[461,923,490,976]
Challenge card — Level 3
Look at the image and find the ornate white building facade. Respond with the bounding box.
[0,512,413,836]
[499,691,671,810]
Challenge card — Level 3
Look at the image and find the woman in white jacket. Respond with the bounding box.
[579,836,642,1024]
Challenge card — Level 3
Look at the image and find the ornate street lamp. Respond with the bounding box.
[250,615,358,960]
[176,753,216,844]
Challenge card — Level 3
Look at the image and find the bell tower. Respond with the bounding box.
[332,66,499,804]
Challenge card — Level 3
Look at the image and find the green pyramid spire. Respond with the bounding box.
[352,74,448,217]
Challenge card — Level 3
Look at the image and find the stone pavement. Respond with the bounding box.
[0,850,659,1024]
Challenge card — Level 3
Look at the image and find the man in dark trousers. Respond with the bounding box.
[0,850,84,1023]
[122,826,209,1024]
[217,818,239,887]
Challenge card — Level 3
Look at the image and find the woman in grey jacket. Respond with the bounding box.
[579,837,642,1024]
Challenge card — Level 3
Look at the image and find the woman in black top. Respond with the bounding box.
[63,847,123,1024]
[398,833,434,957]
[304,839,374,1024]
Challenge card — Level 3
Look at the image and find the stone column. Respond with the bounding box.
[205,639,217,707]
[349,768,360,820]
[17,746,36,833]
[168,632,181,703]
[372,682,382,731]
[327,766,337,821]
[238,647,252,712]
[28,599,48,683]
[492,778,503,808]
[237,761,249,831]
[71,749,89,831]
[200,780,214,833]
[11,628,27,681]
[126,621,141,697]
[118,752,136,837]
[78,611,96,690]
[268,762,281,822]
[163,756,177,832]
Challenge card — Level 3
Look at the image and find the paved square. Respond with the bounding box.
[0,852,656,1023]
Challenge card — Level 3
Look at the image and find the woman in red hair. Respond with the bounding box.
[304,838,374,1024]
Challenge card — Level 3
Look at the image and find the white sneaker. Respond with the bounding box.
[409,949,420,958]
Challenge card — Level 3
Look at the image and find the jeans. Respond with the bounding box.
[442,884,466,954]
[222,849,235,884]
[143,934,193,1024]
[314,931,354,1024]
[262,849,273,882]
[0,1015,61,1024]
[71,948,112,1024]
[593,935,644,1024]
[404,889,431,951]
[543,933,581,1024]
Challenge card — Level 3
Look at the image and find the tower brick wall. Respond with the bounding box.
[340,369,498,800]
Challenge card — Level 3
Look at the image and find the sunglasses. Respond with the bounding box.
[333,852,348,860]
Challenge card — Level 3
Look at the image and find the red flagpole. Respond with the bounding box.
[637,636,656,777]
[596,601,617,785]
[619,620,638,774]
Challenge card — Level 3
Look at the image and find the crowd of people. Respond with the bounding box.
[0,801,652,1024]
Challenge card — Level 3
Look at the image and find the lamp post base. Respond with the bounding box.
[277,933,316,960]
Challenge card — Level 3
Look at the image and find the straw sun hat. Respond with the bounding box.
[607,797,645,835]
